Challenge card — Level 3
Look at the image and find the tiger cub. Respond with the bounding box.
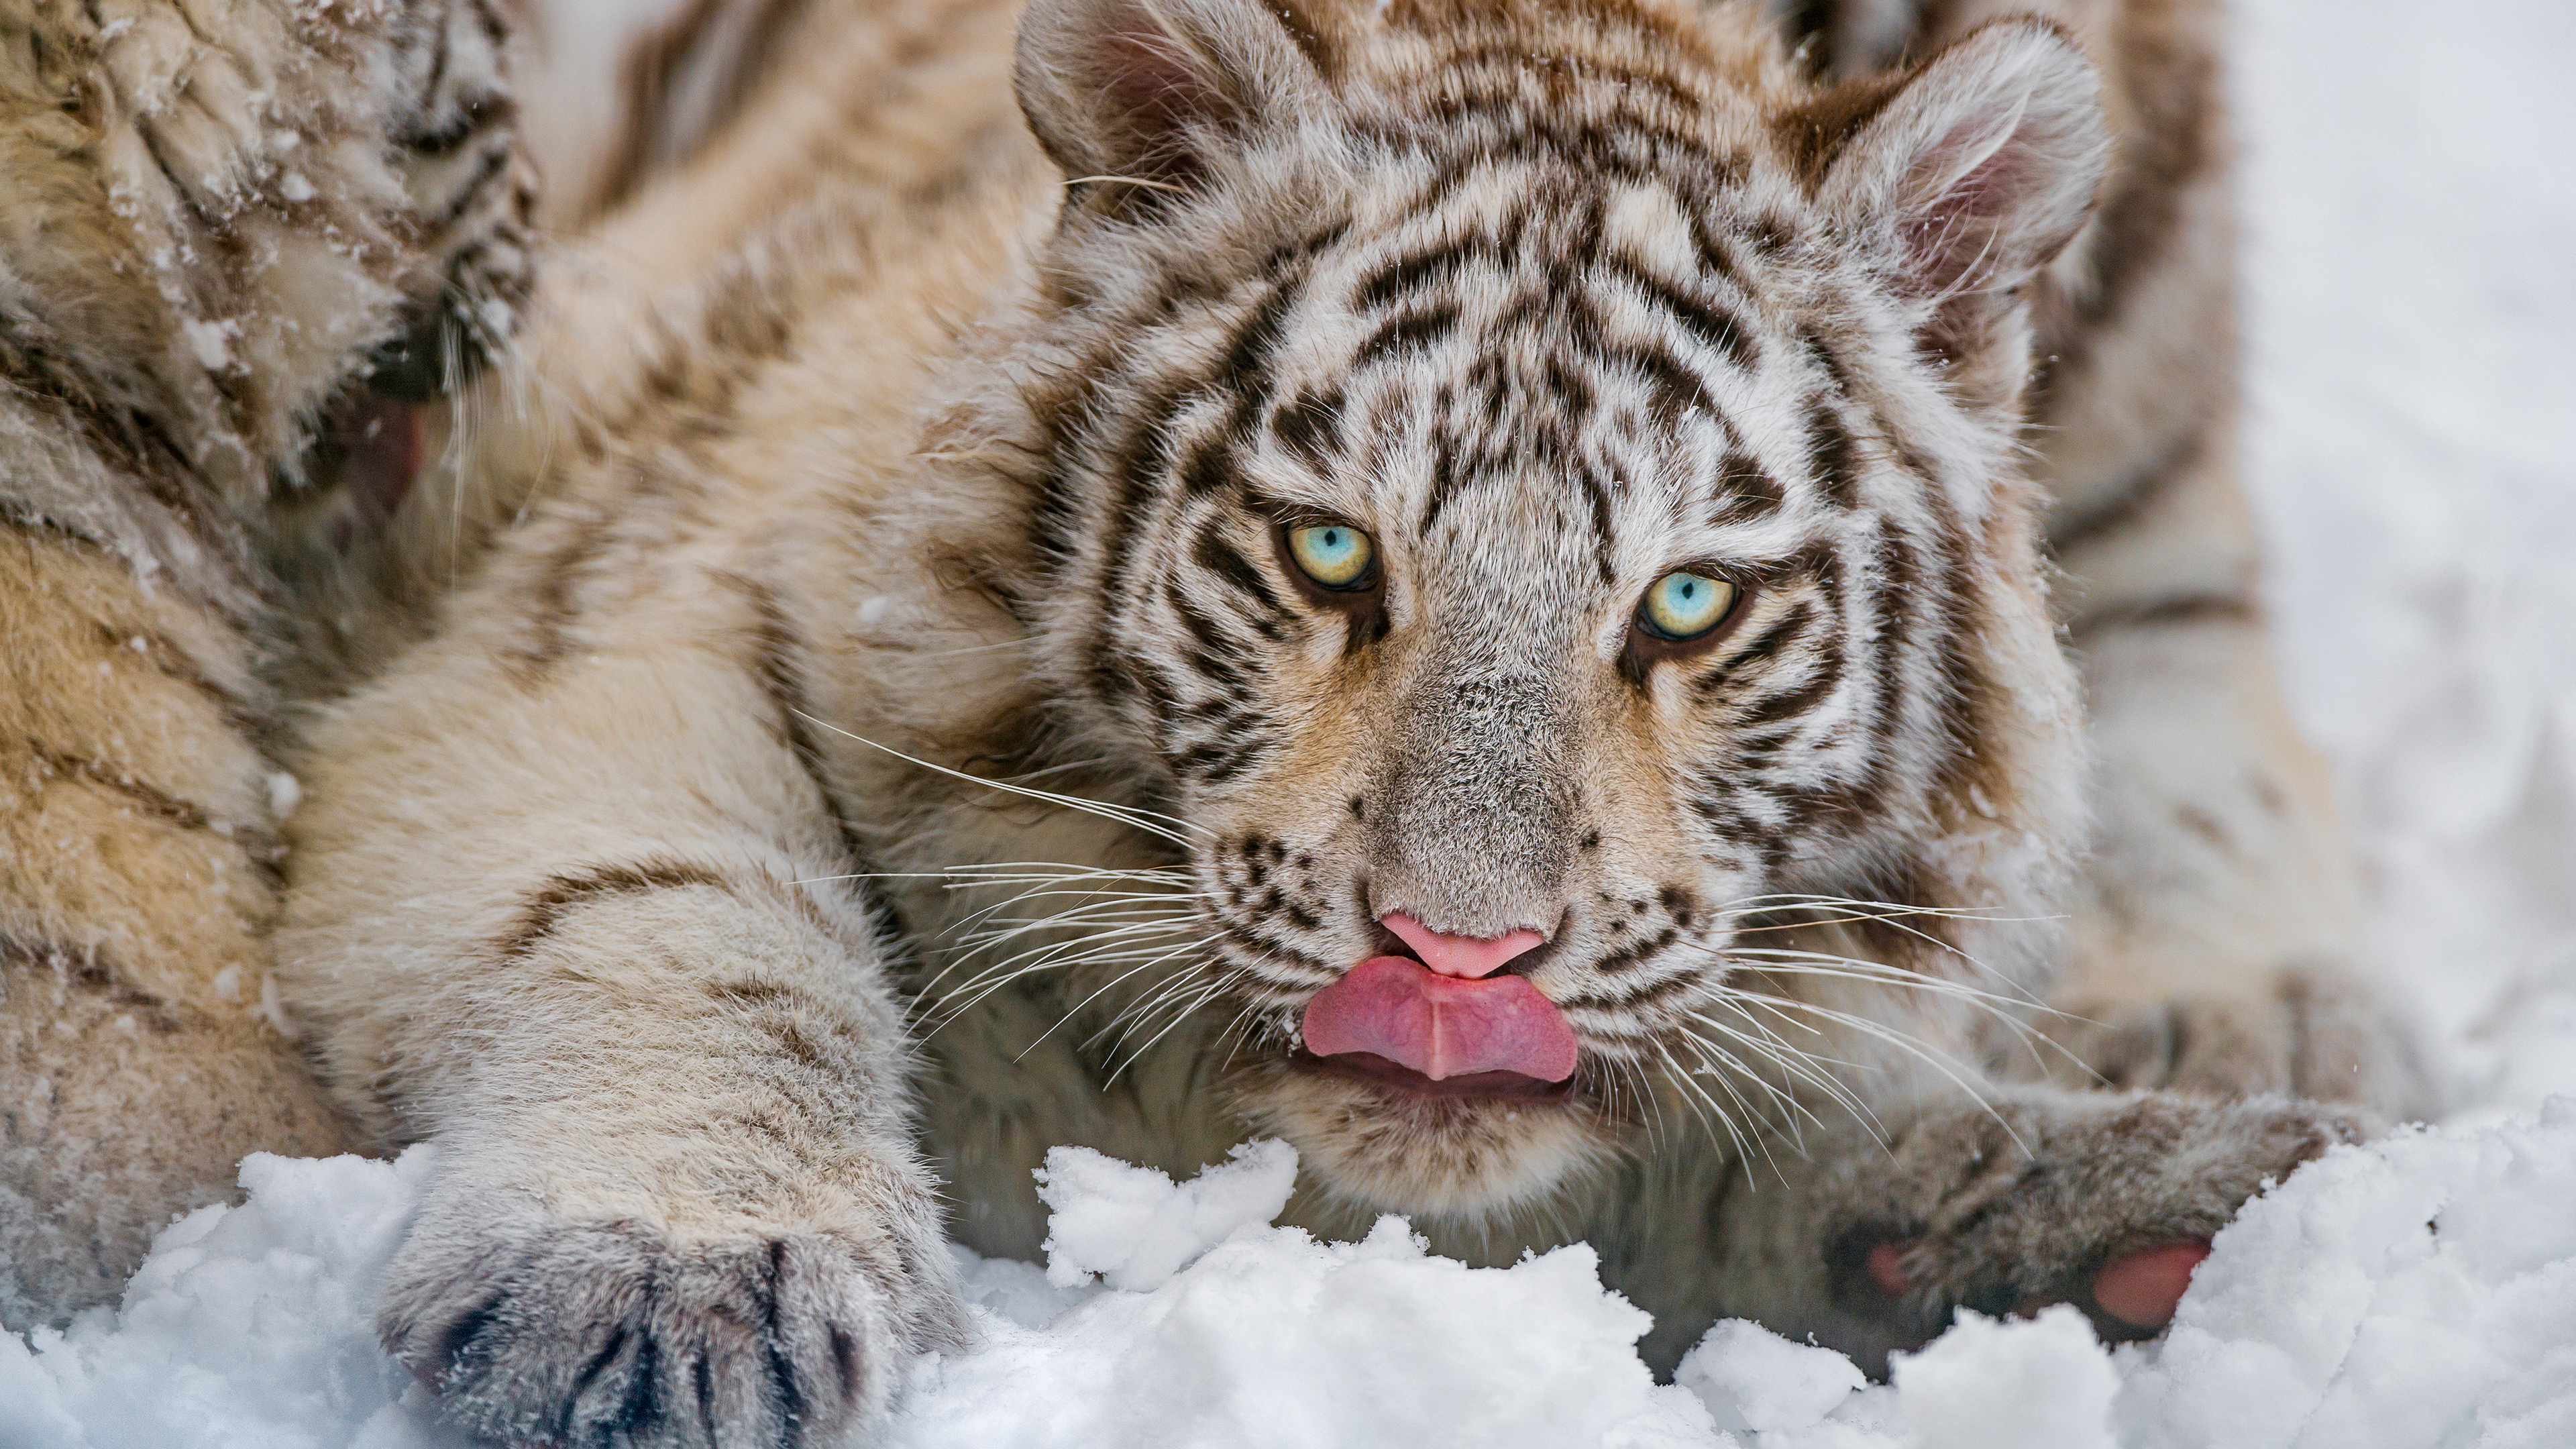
[273,0,2420,1441]
[0,0,533,1326]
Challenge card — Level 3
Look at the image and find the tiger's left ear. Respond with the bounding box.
[1799,18,2109,381]
[1014,0,1332,195]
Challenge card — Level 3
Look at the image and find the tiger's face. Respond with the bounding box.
[1008,0,2102,1218]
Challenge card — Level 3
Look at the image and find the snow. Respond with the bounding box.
[12,1110,2574,1447]
[7,0,2571,1442]
[897,1208,1722,1449]
[1676,1319,1865,1435]
[1892,1308,2119,1449]
[1032,1139,1297,1292]
[2116,1102,2576,1449]
[0,1151,442,1449]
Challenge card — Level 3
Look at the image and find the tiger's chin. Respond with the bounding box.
[1234,1052,1621,1220]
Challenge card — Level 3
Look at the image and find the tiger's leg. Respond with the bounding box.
[273,0,539,561]
[274,549,974,1444]
[1785,0,2432,1116]
[2049,470,2434,1113]
[356,0,541,406]
[377,0,1029,578]
[0,531,352,1330]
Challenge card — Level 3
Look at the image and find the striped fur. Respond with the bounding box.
[0,0,535,1327]
[1777,0,2428,1116]
[270,0,2418,1435]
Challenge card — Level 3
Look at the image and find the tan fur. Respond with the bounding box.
[0,0,535,1326]
[268,0,2418,1437]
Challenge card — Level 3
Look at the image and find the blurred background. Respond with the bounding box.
[2235,0,2575,1120]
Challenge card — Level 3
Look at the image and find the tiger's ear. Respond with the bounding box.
[1803,18,2108,371]
[1014,0,1331,191]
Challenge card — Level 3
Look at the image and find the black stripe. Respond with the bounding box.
[1734,643,1842,729]
[1579,464,1618,586]
[1166,584,1259,684]
[1593,338,1725,427]
[1272,388,1342,464]
[2048,425,2208,553]
[496,858,731,961]
[1386,111,1741,202]
[1088,386,1194,607]
[1189,526,1293,624]
[1715,599,1817,678]
[1181,438,1236,496]
[1421,425,1464,531]
[2075,591,2259,634]
[1587,926,1681,977]
[1355,303,1463,364]
[1604,258,1759,372]
[1713,450,1784,521]
[1804,398,1861,508]
[1354,241,1482,311]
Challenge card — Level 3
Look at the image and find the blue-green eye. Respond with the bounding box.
[1640,571,1737,640]
[1287,523,1375,590]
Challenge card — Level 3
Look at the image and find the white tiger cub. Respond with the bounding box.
[0,0,534,1326]
[275,0,2419,1441]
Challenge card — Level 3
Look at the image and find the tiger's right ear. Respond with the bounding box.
[1799,19,2108,384]
[1014,0,1332,192]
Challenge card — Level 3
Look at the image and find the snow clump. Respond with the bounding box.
[2116,1099,2576,1449]
[11,1108,2572,1447]
[0,1147,457,1449]
[1033,1138,1297,1291]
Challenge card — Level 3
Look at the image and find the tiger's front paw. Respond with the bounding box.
[1813,1091,2368,1371]
[367,0,539,402]
[380,1174,966,1448]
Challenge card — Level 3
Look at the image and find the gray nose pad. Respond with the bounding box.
[1364,677,1578,939]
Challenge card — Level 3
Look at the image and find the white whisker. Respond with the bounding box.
[794,711,1211,845]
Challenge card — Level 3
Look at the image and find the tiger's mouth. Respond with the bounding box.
[1290,1048,1579,1104]
[1236,922,1614,1218]
[1291,919,1582,1102]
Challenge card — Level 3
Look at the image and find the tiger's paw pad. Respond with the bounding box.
[1862,1236,2212,1338]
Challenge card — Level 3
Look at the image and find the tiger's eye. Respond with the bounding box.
[1640,571,1736,640]
[1287,523,1375,590]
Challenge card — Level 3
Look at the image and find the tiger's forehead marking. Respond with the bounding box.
[1230,161,1866,598]
[1032,9,1984,830]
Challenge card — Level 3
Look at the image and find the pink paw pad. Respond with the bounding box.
[1861,1236,2214,1334]
[2091,1240,2211,1329]
[1865,1240,1912,1297]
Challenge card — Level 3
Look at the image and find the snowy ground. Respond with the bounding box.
[5,0,2571,1443]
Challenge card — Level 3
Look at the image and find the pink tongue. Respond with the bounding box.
[1302,956,1579,1083]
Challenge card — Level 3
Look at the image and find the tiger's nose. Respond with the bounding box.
[1379,912,1546,979]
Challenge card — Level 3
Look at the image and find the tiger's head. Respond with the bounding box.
[1000,0,2103,1219]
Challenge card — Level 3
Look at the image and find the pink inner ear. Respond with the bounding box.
[1902,121,2029,299]
[1896,118,2056,369]
[1095,19,1234,181]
